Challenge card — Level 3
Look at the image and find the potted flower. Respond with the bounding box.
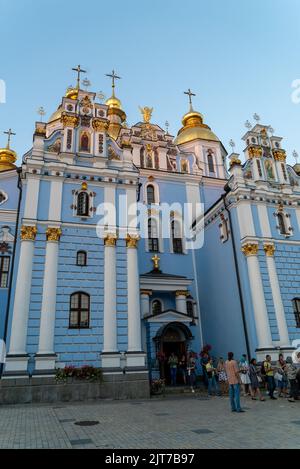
[150,378,165,395]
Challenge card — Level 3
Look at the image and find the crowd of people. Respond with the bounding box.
[166,350,300,412]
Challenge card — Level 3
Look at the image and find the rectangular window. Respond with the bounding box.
[293,298,300,328]
[0,256,10,288]
[149,238,159,252]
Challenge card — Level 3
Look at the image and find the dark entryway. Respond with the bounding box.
[155,322,192,385]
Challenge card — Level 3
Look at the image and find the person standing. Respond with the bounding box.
[168,352,178,386]
[249,358,265,401]
[239,354,252,397]
[285,356,299,403]
[263,355,277,400]
[178,354,187,385]
[217,357,228,395]
[276,353,288,398]
[225,352,245,413]
[187,352,196,393]
[206,357,221,396]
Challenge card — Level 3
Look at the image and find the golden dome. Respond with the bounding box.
[65,87,79,100]
[105,95,122,110]
[0,147,17,172]
[174,108,219,146]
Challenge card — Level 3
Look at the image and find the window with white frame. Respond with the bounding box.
[171,219,183,254]
[148,218,159,252]
[152,299,162,315]
[275,206,292,236]
[0,256,10,288]
[147,184,155,204]
[219,214,229,242]
[207,150,215,174]
[292,298,300,328]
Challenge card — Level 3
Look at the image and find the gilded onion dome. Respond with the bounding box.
[0,145,17,172]
[174,107,219,145]
[105,90,126,140]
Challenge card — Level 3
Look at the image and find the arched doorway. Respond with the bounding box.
[155,322,192,385]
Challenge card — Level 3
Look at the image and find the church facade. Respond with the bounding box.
[0,70,300,392]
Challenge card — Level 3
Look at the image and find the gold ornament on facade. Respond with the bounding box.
[248,146,263,158]
[175,290,189,297]
[139,106,153,124]
[121,140,132,149]
[241,243,259,256]
[81,182,88,191]
[46,227,62,242]
[92,118,109,132]
[229,156,242,167]
[263,244,275,257]
[273,149,286,161]
[108,145,121,160]
[61,115,79,128]
[140,289,152,296]
[21,225,37,241]
[35,124,46,136]
[65,87,79,100]
[104,234,118,247]
[151,254,160,270]
[125,234,140,248]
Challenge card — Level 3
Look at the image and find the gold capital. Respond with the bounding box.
[248,146,263,159]
[21,225,37,241]
[126,234,140,248]
[46,227,62,242]
[241,243,259,256]
[140,289,152,296]
[176,290,189,297]
[61,115,79,128]
[273,149,286,161]
[104,234,117,247]
[92,118,109,132]
[264,244,275,257]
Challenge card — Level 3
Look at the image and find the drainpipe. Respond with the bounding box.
[222,192,251,359]
[0,167,22,378]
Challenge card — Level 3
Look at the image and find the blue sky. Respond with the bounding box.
[1,0,300,165]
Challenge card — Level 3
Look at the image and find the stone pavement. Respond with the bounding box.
[0,393,299,449]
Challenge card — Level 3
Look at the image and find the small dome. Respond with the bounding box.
[106,95,122,110]
[65,87,79,100]
[0,147,17,172]
[174,108,219,146]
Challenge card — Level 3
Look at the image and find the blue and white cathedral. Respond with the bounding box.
[0,69,300,395]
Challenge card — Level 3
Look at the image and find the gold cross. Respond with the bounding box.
[4,128,16,149]
[151,254,160,270]
[106,69,121,95]
[72,65,87,89]
[184,88,196,110]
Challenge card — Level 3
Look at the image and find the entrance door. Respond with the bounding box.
[163,341,186,385]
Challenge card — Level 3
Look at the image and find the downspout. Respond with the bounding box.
[222,192,251,359]
[0,167,22,378]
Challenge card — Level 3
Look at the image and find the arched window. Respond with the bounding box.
[147,185,155,205]
[277,212,287,235]
[77,251,87,266]
[80,132,90,152]
[77,192,89,217]
[292,298,300,328]
[187,300,194,318]
[171,220,183,254]
[0,256,10,288]
[69,292,90,328]
[207,152,215,173]
[152,300,162,316]
[148,218,159,252]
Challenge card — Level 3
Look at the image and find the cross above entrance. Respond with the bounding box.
[152,254,160,271]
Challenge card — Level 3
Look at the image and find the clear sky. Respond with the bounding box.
[1,0,300,165]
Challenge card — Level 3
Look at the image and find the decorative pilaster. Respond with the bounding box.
[176,290,188,315]
[263,244,290,346]
[101,234,119,368]
[273,149,288,184]
[242,242,273,351]
[35,228,62,372]
[5,226,37,374]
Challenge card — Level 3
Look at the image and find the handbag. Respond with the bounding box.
[274,372,283,381]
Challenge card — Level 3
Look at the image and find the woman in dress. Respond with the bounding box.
[276,353,288,398]
[217,357,228,395]
[249,358,265,401]
[239,354,251,397]
[178,354,187,385]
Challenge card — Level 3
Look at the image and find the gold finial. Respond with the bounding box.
[72,64,87,90]
[4,128,16,149]
[139,106,153,123]
[106,69,121,98]
[184,88,196,111]
[151,254,160,271]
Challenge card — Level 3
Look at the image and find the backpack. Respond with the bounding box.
[260,362,266,375]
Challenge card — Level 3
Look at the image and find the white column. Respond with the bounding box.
[242,243,273,349]
[103,235,118,354]
[176,291,187,314]
[5,226,37,373]
[140,290,151,318]
[35,228,61,371]
[264,244,290,346]
[127,235,142,352]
